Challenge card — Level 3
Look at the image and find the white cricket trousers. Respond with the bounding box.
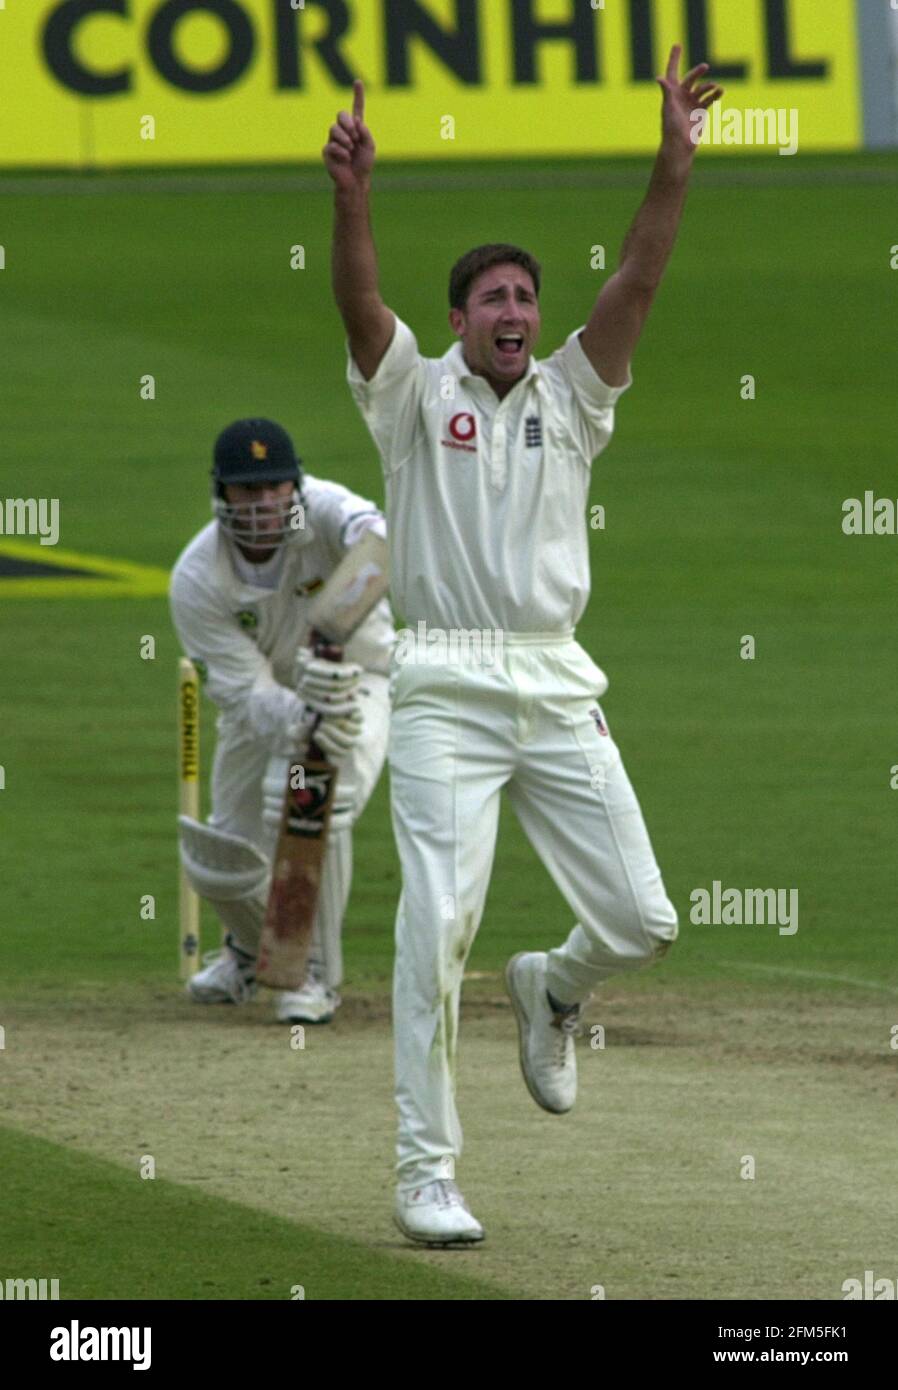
[388,634,678,1189]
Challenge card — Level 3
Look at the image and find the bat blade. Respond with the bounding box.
[256,531,390,991]
[257,756,336,989]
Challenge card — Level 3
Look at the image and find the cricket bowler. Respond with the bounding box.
[323,48,723,1242]
[170,418,394,1023]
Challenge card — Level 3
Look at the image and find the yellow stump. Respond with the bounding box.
[178,657,201,978]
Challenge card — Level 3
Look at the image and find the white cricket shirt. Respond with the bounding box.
[348,318,631,634]
[170,474,394,748]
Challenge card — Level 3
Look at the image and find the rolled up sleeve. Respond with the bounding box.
[553,327,633,462]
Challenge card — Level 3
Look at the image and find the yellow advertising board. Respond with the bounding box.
[0,0,862,168]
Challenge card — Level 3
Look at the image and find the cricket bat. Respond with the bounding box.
[256,531,389,989]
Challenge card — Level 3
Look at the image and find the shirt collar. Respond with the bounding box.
[215,520,316,598]
[444,340,542,394]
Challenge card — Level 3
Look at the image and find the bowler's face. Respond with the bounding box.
[450,265,541,390]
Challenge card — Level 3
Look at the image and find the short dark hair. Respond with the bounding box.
[449,244,542,310]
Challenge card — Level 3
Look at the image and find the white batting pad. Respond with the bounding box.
[178,816,270,902]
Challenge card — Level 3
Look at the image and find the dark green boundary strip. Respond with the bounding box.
[0,1127,510,1302]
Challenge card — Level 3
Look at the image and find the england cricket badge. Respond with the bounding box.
[525,414,543,448]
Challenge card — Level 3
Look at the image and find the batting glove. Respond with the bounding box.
[284,698,365,765]
[295,646,363,718]
[311,704,364,764]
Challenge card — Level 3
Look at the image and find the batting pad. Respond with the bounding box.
[178,817,270,902]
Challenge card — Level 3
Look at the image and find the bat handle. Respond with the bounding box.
[307,628,344,762]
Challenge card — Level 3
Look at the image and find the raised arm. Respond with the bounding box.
[323,80,395,382]
[579,45,724,387]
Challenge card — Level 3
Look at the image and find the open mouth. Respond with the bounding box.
[495,333,525,363]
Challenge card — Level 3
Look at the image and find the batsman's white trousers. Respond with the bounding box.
[389,635,678,1189]
[208,674,390,982]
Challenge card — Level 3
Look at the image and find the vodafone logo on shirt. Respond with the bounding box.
[442,412,478,453]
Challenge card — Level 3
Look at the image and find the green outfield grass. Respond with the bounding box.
[1,153,896,1299]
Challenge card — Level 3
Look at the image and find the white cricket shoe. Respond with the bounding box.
[394,1181,484,1247]
[186,942,257,1005]
[275,976,341,1025]
[505,951,580,1114]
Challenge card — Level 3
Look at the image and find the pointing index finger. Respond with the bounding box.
[666,44,682,82]
[352,79,365,124]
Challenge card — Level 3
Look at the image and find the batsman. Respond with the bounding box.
[170,418,394,1023]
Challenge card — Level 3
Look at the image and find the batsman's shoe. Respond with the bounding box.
[505,951,580,1114]
[187,941,257,1005]
[394,1181,484,1248]
[275,977,341,1025]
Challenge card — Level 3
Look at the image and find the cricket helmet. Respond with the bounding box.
[211,418,305,548]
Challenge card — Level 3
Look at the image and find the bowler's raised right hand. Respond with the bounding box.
[323,80,376,190]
